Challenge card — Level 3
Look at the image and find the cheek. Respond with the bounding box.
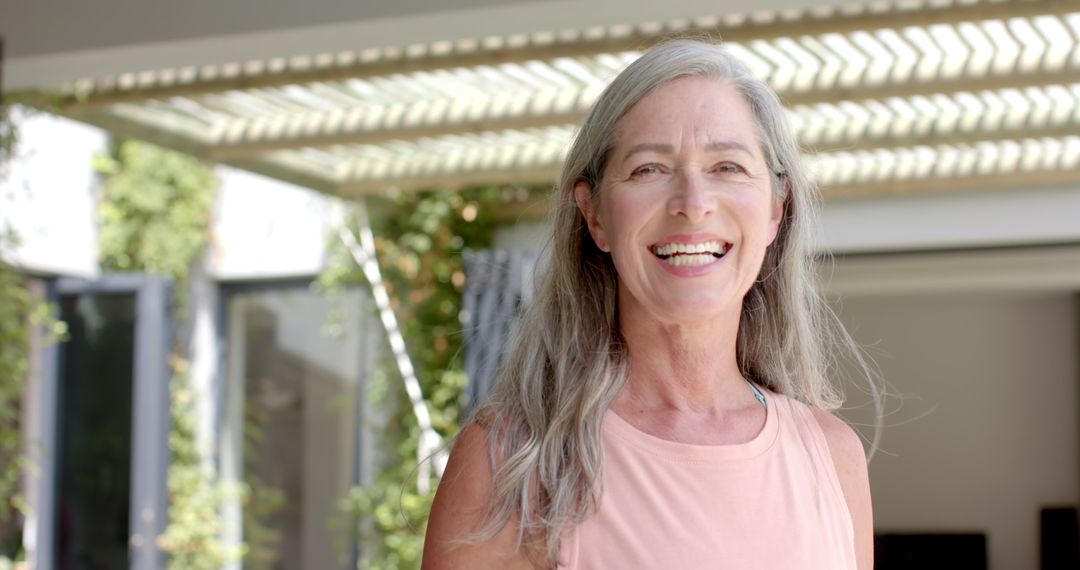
[732,195,778,244]
[601,195,649,246]
[602,210,657,277]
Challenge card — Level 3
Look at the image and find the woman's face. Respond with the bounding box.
[575,76,783,326]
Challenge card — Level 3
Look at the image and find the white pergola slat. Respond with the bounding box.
[18,0,1080,200]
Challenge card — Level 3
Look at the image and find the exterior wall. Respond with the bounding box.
[0,114,339,281]
[0,110,104,278]
[820,186,1080,254]
[208,167,338,280]
[834,292,1079,570]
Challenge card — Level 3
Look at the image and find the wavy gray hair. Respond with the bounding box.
[469,38,871,565]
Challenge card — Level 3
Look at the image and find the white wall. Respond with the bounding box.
[834,292,1079,570]
[0,111,339,280]
[820,186,1080,254]
[208,167,339,280]
[0,110,104,277]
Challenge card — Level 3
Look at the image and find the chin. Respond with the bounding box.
[619,280,749,327]
[655,298,739,326]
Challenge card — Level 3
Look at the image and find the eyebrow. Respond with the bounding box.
[621,140,756,162]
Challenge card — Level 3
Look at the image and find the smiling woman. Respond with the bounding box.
[576,76,784,326]
[423,39,876,570]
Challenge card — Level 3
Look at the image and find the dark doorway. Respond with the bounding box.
[54,293,136,570]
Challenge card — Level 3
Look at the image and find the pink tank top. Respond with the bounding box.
[558,388,857,569]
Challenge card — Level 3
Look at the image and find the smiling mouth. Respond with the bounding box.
[649,240,731,267]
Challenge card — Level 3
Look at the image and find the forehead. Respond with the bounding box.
[612,76,762,154]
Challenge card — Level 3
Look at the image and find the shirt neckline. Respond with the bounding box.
[602,386,781,462]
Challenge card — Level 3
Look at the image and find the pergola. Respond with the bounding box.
[5,4,1080,569]
[14,0,1080,202]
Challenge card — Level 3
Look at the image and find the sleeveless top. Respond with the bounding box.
[557,388,857,569]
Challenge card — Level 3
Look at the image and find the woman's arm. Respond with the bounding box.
[813,409,874,570]
[422,423,536,570]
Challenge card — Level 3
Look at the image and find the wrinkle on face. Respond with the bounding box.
[578,76,783,332]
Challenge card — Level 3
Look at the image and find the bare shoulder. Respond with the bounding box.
[422,422,535,570]
[809,408,867,470]
[433,422,495,511]
[809,408,874,570]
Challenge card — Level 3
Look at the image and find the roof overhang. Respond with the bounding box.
[8,0,1080,202]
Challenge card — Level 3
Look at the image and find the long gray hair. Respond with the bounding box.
[470,38,868,565]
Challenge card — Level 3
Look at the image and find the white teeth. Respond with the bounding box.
[668,254,716,267]
[654,240,726,256]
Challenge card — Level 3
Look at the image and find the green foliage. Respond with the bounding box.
[95,141,216,280]
[0,554,26,570]
[238,406,286,570]
[0,233,66,562]
[0,108,65,563]
[156,364,244,568]
[323,185,536,569]
[95,140,235,569]
[0,105,17,171]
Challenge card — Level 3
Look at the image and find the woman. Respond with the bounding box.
[423,39,874,569]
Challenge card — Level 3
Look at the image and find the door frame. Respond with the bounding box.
[30,273,171,570]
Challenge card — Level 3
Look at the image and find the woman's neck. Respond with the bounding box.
[616,300,751,415]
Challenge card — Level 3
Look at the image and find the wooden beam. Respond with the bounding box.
[76,99,1080,201]
[782,68,1080,108]
[208,110,584,161]
[334,165,562,197]
[54,0,1080,110]
[204,70,1079,157]
[223,157,340,194]
[70,110,339,193]
[821,167,1080,200]
[810,123,1080,154]
[72,110,212,159]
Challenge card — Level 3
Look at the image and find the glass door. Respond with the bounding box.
[221,283,377,570]
[34,275,170,570]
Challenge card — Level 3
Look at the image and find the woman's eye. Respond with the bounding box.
[714,162,746,175]
[630,164,664,178]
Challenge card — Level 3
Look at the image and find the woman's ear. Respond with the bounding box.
[766,177,788,246]
[574,181,610,252]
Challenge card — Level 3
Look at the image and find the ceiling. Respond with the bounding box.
[14,0,1080,201]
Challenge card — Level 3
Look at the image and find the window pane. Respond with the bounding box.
[227,288,369,570]
[54,293,135,570]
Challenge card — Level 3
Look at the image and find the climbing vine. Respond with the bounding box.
[0,105,65,568]
[319,184,542,569]
[94,139,240,569]
[0,239,65,568]
[95,140,216,281]
[0,105,16,167]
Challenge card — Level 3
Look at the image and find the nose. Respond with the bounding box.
[668,167,716,223]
